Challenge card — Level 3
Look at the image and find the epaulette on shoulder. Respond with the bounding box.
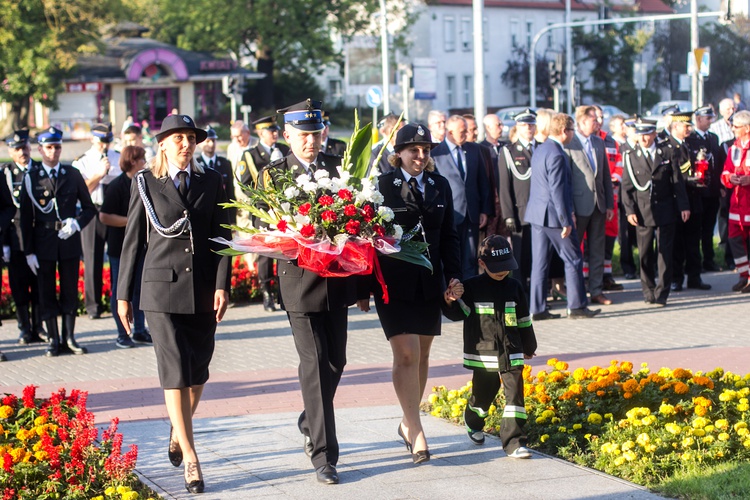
[267,156,287,169]
[73,154,85,162]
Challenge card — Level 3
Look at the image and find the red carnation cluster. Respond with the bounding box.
[345,220,361,235]
[298,202,312,216]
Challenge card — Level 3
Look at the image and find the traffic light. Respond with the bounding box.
[222,76,237,98]
[548,61,562,89]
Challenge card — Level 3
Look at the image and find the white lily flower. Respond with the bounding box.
[378,206,394,222]
[302,181,318,193]
[314,169,330,180]
[317,177,332,190]
[330,178,347,192]
[284,186,300,198]
[361,178,375,191]
[294,213,311,226]
[280,202,291,213]
[296,174,311,186]
[337,169,352,183]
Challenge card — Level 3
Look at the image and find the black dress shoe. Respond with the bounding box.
[653,299,667,307]
[602,279,624,291]
[703,261,719,272]
[733,277,749,292]
[315,464,339,484]
[412,449,430,464]
[303,433,313,457]
[671,282,683,292]
[687,281,711,290]
[567,307,600,319]
[168,426,183,467]
[531,310,561,321]
[624,273,637,280]
[185,479,205,494]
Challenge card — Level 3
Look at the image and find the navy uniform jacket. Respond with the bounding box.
[369,143,394,176]
[323,137,347,157]
[524,139,574,228]
[118,167,232,314]
[444,274,536,372]
[19,163,97,260]
[499,140,537,228]
[667,136,703,214]
[195,154,237,224]
[259,152,357,313]
[2,160,39,251]
[621,141,690,227]
[375,168,462,302]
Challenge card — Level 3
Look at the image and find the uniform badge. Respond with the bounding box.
[636,150,642,157]
[417,125,425,136]
[321,161,326,167]
[427,177,435,186]
[39,170,46,177]
[183,116,191,123]
[13,189,19,198]
[515,161,522,166]
[39,199,46,206]
[12,168,19,175]
[393,178,402,187]
[43,190,50,197]
[60,168,66,175]
[657,149,662,155]
[516,145,523,151]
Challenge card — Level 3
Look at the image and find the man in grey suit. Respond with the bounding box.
[565,105,615,305]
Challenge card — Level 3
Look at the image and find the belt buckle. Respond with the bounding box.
[54,221,63,231]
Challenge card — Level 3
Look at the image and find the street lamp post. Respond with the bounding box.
[379,0,390,115]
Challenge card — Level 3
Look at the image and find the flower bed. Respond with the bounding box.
[424,359,750,487]
[0,386,154,499]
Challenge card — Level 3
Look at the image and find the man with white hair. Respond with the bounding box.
[227,120,257,169]
[710,98,735,144]
[427,110,447,143]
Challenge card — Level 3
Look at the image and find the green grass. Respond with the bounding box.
[653,461,750,500]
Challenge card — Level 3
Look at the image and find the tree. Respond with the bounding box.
[500,45,554,106]
[0,0,113,133]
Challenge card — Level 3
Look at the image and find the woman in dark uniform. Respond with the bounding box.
[358,124,462,463]
[117,115,231,494]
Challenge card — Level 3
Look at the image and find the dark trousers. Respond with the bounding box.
[464,369,528,454]
[618,202,637,275]
[728,222,750,278]
[8,249,39,313]
[529,224,587,314]
[457,217,480,279]
[672,214,703,286]
[701,196,720,267]
[37,258,79,320]
[287,307,348,469]
[110,256,146,338]
[577,209,607,296]
[719,192,734,266]
[257,256,274,286]
[81,212,106,314]
[636,224,675,303]
[509,225,532,287]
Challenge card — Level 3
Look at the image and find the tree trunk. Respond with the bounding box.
[255,46,275,112]
[0,99,29,137]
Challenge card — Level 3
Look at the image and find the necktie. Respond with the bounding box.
[177,170,189,198]
[49,168,57,189]
[208,159,214,170]
[455,147,465,180]
[585,139,596,174]
[408,178,423,206]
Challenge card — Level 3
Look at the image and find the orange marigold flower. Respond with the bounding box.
[695,406,708,417]
[622,379,640,393]
[539,394,551,404]
[674,382,690,394]
[573,368,587,381]
[555,361,569,371]
[692,376,715,389]
[597,390,606,397]
[693,396,713,408]
[672,368,692,379]
[649,374,666,385]
[620,361,634,373]
[547,358,559,367]
[587,382,599,392]
[624,392,633,399]
[548,371,566,383]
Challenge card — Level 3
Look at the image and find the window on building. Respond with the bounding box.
[464,75,473,107]
[526,21,534,51]
[484,74,490,103]
[547,21,554,48]
[329,79,343,101]
[483,18,489,51]
[444,16,456,52]
[460,17,472,51]
[446,75,455,108]
[510,19,519,48]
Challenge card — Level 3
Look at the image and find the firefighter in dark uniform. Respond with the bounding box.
[668,111,711,291]
[258,99,355,485]
[195,126,237,225]
[20,127,97,357]
[686,106,726,272]
[621,118,690,306]
[2,130,47,346]
[321,111,347,156]
[498,108,538,289]
[236,116,291,311]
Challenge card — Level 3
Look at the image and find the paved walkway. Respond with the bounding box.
[1,270,748,498]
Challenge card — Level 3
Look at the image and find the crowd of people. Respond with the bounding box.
[2,95,749,492]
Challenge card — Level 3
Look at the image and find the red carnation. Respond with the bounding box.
[338,189,353,201]
[321,210,337,222]
[276,220,288,232]
[300,224,316,238]
[318,195,334,207]
[298,202,312,215]
[362,204,375,222]
[372,224,385,237]
[345,220,361,235]
[343,204,358,217]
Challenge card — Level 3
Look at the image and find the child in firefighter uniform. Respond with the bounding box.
[443,235,537,459]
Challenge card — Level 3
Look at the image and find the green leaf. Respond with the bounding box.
[346,121,374,180]
[214,247,248,256]
[383,242,433,273]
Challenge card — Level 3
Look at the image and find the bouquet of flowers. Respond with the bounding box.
[214,112,430,302]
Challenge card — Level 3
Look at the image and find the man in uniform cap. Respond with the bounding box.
[21,128,97,356]
[2,131,47,349]
[320,111,347,156]
[235,116,289,311]
[687,106,725,272]
[621,118,690,306]
[498,108,539,291]
[369,113,404,176]
[195,126,236,225]
[72,123,121,319]
[258,99,355,485]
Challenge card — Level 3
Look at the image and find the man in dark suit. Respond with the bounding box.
[369,113,402,176]
[196,126,237,225]
[524,113,599,320]
[499,109,538,288]
[565,105,615,305]
[621,118,691,306]
[20,127,97,356]
[2,130,47,346]
[321,111,347,156]
[431,115,492,278]
[259,99,356,485]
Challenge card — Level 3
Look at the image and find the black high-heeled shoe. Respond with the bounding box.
[168,426,182,467]
[397,424,412,453]
[184,461,205,494]
[412,449,431,464]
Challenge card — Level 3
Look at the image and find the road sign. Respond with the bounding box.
[240,105,252,113]
[687,48,710,78]
[633,62,647,90]
[365,86,383,108]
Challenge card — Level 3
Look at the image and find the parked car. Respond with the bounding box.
[495,106,529,139]
[646,100,693,131]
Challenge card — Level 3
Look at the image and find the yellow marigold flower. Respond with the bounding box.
[614,456,626,466]
[620,361,634,373]
[693,429,705,437]
[623,450,637,462]
[573,368,587,381]
[736,380,747,389]
[547,358,559,367]
[92,497,104,500]
[741,398,749,404]
[450,406,462,418]
[554,361,569,371]
[743,439,750,448]
[428,394,438,404]
[587,413,602,425]
[10,448,24,463]
[642,415,657,426]
[457,398,468,406]
[737,403,750,412]
[735,422,748,431]
[569,383,582,395]
[447,390,458,400]
[741,387,750,396]
[692,417,708,429]
[558,426,567,433]
[523,385,533,397]
[604,413,613,420]
[536,417,547,424]
[682,451,693,461]
[535,384,547,394]
[737,428,749,437]
[541,434,549,443]
[718,432,730,441]
[488,405,496,415]
[705,425,715,433]
[0,405,13,419]
[34,450,48,461]
[536,371,548,382]
[542,410,555,419]
[15,429,30,441]
[645,444,657,453]
[681,437,695,448]
[665,423,682,435]
[600,442,617,454]
[693,396,712,407]
[658,367,673,378]
[719,390,736,402]
[715,419,730,431]
[636,433,650,446]
[117,485,132,494]
[695,406,709,417]
[548,371,566,383]
[122,492,139,500]
[573,424,582,430]
[621,440,635,451]
[33,415,47,426]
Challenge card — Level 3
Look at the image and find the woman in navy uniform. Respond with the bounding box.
[359,124,462,463]
[117,115,231,494]
[20,127,97,357]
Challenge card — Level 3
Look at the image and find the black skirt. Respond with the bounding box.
[145,311,217,389]
[374,294,442,340]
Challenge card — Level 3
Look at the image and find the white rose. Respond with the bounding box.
[302,181,318,193]
[392,224,403,241]
[317,177,332,190]
[377,206,394,222]
[314,169,330,180]
[330,178,347,192]
[284,187,300,198]
[369,191,384,204]
[296,174,311,186]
